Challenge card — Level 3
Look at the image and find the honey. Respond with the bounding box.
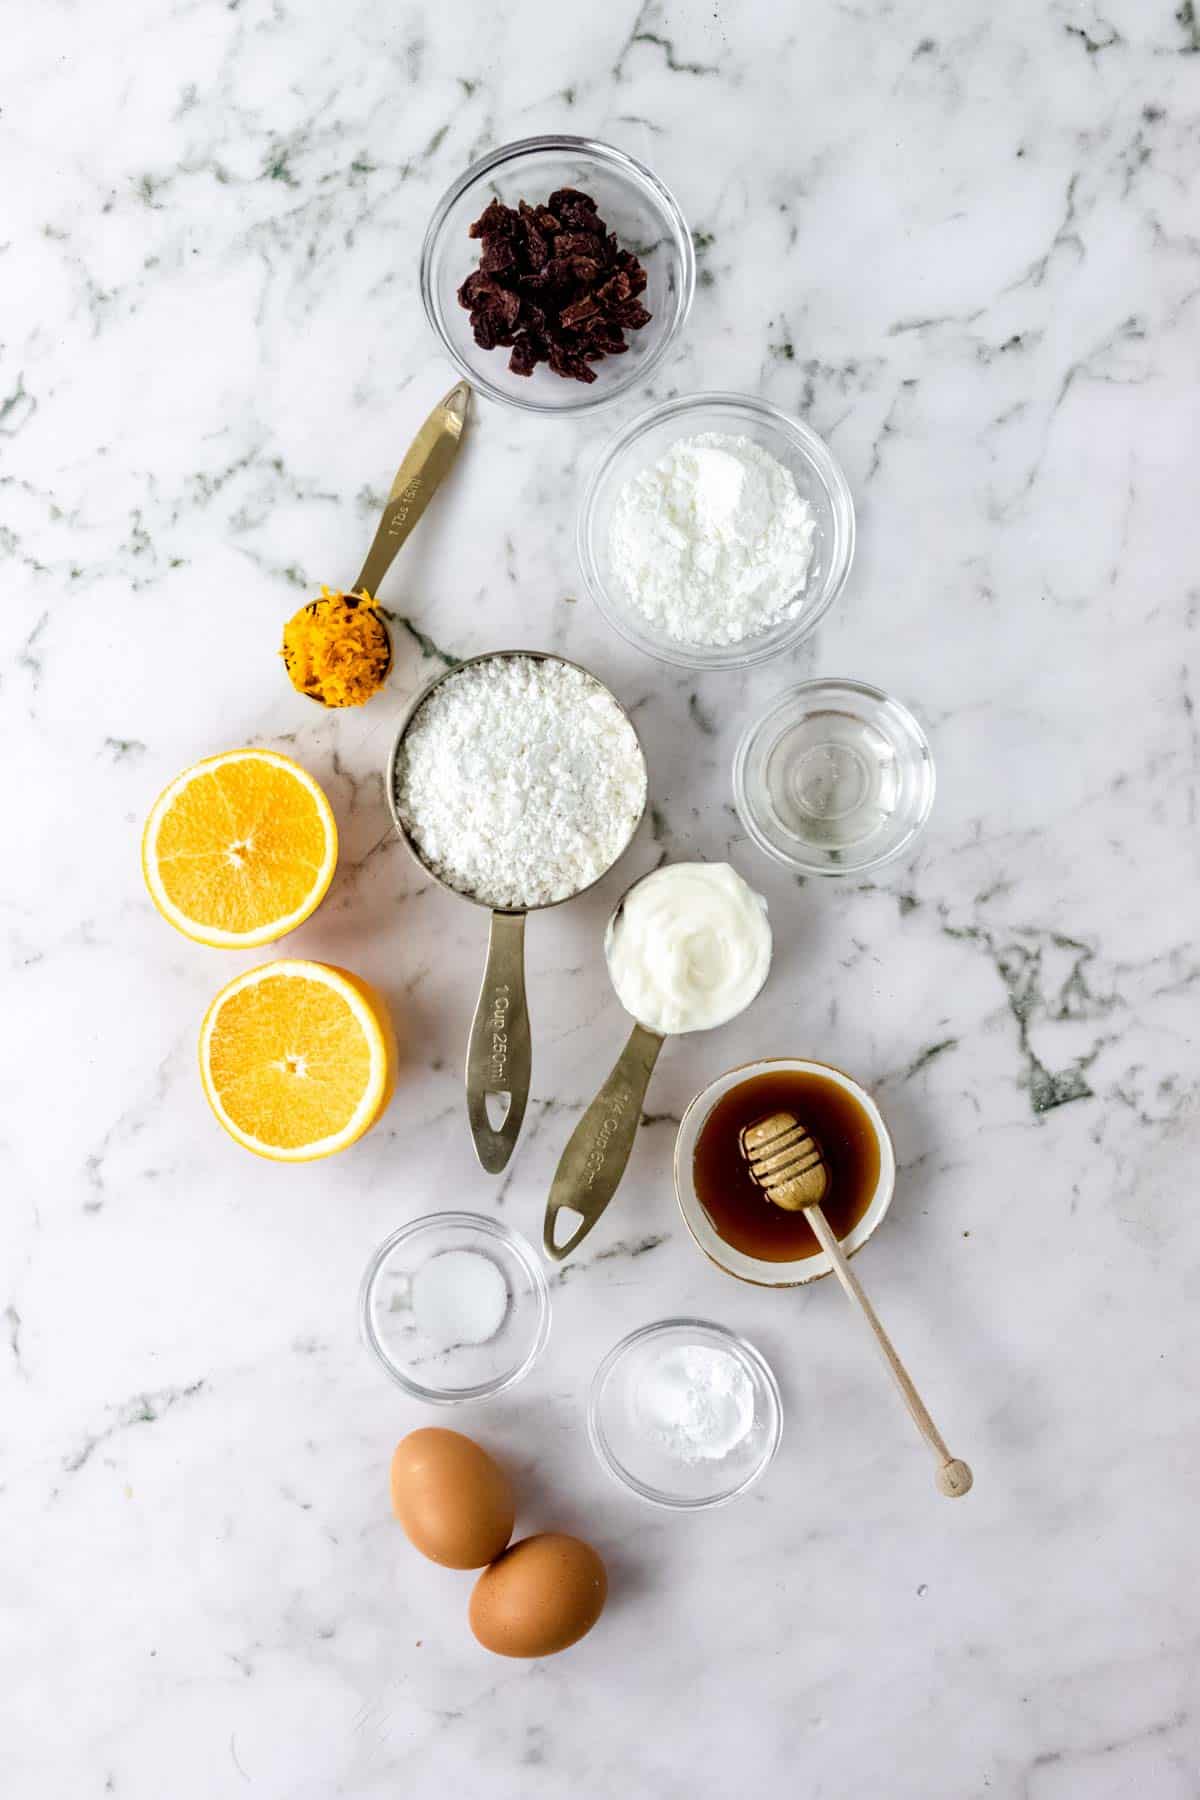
[693,1067,882,1262]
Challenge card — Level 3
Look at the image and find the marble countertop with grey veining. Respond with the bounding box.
[5,2,1199,1795]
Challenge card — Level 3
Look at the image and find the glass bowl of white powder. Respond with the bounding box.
[578,393,856,669]
[588,1319,782,1508]
[359,1212,550,1404]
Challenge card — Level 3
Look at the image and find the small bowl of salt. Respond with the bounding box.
[588,1318,782,1508]
[360,1212,550,1404]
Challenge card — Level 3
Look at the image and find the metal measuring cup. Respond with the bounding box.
[386,650,648,1174]
[543,864,773,1261]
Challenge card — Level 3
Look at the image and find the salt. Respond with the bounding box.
[634,1343,756,1463]
[410,1250,509,1349]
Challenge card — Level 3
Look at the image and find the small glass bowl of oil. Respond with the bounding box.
[673,1059,896,1287]
[733,678,934,876]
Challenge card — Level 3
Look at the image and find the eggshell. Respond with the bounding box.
[469,1533,607,1658]
[390,1428,515,1569]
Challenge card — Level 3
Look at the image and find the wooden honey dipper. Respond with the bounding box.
[741,1112,973,1499]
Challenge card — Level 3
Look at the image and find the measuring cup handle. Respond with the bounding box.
[543,1023,664,1262]
[466,911,531,1173]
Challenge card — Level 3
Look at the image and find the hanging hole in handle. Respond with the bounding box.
[485,1091,512,1131]
[550,1206,586,1254]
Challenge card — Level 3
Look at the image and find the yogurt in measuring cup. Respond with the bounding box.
[604,862,772,1037]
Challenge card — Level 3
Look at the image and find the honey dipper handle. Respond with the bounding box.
[806,1206,974,1499]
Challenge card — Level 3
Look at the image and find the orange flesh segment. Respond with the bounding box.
[206,970,377,1150]
[154,759,331,936]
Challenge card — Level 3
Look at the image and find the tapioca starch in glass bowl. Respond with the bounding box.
[608,432,816,647]
[393,656,646,910]
[634,1341,756,1463]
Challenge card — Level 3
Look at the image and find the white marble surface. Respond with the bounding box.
[5,1,1199,1794]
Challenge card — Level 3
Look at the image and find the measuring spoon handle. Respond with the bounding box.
[466,911,531,1174]
[543,1023,664,1262]
[353,381,470,598]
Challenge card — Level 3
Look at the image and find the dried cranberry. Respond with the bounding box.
[468,199,518,239]
[552,230,600,259]
[458,185,652,384]
[597,271,632,306]
[560,294,601,330]
[548,187,598,215]
[548,342,597,383]
[509,338,544,377]
[608,300,653,330]
[471,311,503,351]
[500,289,522,328]
[480,236,517,276]
[520,223,550,271]
[457,270,498,308]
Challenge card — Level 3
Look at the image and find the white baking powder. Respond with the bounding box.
[635,1343,756,1463]
[608,432,817,647]
[394,656,646,910]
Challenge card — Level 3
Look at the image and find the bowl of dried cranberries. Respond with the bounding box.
[420,135,695,415]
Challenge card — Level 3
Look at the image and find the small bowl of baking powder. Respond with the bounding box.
[588,1318,782,1508]
[578,392,856,671]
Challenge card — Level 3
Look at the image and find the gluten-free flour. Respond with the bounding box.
[393,656,646,911]
[608,432,816,647]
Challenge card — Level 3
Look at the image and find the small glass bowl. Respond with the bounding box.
[588,1319,782,1509]
[734,678,935,876]
[674,1059,896,1287]
[578,393,856,670]
[420,135,694,416]
[359,1212,550,1404]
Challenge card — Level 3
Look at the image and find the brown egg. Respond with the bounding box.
[469,1533,607,1658]
[390,1428,515,1570]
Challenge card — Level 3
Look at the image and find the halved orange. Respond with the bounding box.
[142,749,337,948]
[199,960,396,1160]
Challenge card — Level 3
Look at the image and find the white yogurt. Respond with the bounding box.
[604,861,772,1036]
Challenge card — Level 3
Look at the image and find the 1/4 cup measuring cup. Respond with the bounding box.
[387,650,647,1173]
[543,861,773,1259]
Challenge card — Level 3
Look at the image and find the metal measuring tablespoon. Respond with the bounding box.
[284,381,471,705]
[386,651,647,1175]
[543,864,772,1261]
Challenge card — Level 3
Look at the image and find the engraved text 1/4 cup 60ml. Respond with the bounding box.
[387,651,647,1174]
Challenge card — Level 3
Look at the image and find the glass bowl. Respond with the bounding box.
[359,1212,550,1403]
[420,135,694,416]
[673,1059,896,1287]
[734,678,935,876]
[588,1318,782,1508]
[578,393,856,669]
